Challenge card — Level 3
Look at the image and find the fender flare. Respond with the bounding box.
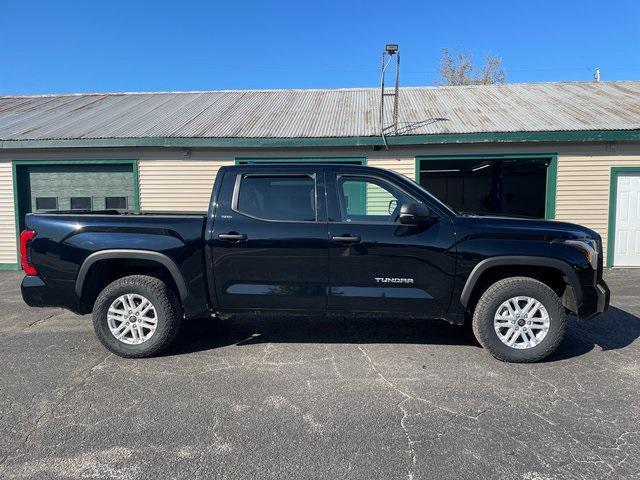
[75,249,188,301]
[460,256,582,307]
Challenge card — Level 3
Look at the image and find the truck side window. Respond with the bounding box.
[236,174,316,222]
[337,176,416,223]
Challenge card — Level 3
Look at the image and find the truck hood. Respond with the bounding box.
[455,214,601,242]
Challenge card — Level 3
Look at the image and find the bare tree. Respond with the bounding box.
[439,49,506,86]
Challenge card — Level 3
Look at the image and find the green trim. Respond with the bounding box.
[131,160,141,210]
[11,159,140,264]
[12,159,139,165]
[545,156,558,219]
[606,167,640,267]
[2,130,640,150]
[415,153,558,219]
[235,156,366,165]
[0,263,19,271]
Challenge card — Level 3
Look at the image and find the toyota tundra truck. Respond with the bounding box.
[20,163,610,362]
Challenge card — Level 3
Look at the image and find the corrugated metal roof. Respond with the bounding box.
[0,81,639,141]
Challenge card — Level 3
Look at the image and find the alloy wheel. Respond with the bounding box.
[493,296,550,349]
[107,294,158,345]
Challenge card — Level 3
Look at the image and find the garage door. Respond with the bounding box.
[417,156,553,218]
[15,163,136,231]
[613,174,640,267]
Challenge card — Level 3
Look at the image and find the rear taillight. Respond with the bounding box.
[20,229,38,276]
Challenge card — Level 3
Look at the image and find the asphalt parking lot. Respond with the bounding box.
[0,270,639,480]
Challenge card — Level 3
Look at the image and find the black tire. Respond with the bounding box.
[92,275,182,358]
[472,277,565,363]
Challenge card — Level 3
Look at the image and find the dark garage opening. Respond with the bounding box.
[418,157,551,218]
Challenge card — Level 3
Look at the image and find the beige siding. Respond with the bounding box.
[1,143,639,268]
[138,156,416,213]
[361,158,415,215]
[368,157,415,180]
[366,183,396,215]
[0,161,17,265]
[138,159,233,211]
[555,154,640,261]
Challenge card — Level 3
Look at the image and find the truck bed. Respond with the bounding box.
[36,209,207,216]
[23,210,210,317]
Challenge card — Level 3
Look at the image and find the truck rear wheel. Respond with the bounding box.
[92,275,182,358]
[472,277,565,363]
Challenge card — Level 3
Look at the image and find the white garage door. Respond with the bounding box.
[614,174,640,266]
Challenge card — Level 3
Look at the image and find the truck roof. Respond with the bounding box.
[221,163,388,172]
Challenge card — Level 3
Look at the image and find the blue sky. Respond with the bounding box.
[1,0,639,94]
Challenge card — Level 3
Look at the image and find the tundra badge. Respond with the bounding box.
[374,277,414,284]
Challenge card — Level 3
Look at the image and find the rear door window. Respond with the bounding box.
[235,174,316,222]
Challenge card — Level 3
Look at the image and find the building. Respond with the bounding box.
[1,81,640,269]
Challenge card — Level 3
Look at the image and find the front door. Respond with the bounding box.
[326,168,457,316]
[210,167,328,310]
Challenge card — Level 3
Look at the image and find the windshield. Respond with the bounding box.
[382,170,460,216]
[410,179,460,216]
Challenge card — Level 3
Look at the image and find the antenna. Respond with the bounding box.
[380,44,400,147]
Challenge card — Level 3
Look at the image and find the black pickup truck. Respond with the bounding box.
[20,163,609,362]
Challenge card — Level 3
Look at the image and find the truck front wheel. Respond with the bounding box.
[92,275,182,358]
[472,277,566,363]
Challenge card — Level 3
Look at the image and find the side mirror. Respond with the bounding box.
[399,203,431,225]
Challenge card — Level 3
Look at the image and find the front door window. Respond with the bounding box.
[337,176,416,223]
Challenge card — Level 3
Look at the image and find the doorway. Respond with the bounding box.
[416,155,556,218]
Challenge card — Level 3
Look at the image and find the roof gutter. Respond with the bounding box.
[1,130,639,150]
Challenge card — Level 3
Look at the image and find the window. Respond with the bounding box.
[337,176,416,223]
[35,197,58,211]
[70,197,92,210]
[105,196,128,210]
[236,175,316,221]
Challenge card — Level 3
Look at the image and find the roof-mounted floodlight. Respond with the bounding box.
[385,44,399,55]
[380,44,401,145]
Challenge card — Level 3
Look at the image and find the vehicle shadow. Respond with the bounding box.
[165,306,640,361]
[549,306,640,361]
[166,314,477,356]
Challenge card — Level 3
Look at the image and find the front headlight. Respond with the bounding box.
[564,239,599,270]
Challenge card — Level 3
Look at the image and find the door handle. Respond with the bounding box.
[218,233,247,242]
[331,235,361,243]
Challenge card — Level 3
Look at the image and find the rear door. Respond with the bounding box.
[326,167,456,316]
[209,166,329,310]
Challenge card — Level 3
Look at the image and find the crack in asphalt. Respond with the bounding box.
[26,314,55,328]
[0,352,113,468]
[25,312,66,329]
[357,345,418,480]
